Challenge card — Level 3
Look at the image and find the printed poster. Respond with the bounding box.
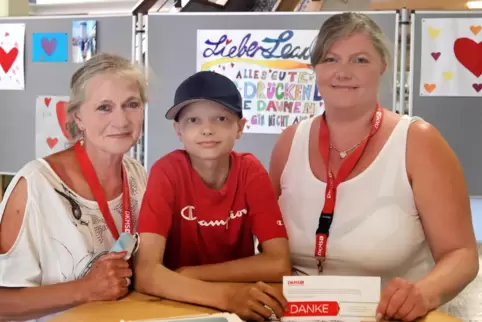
[32,32,69,62]
[420,18,482,96]
[0,23,25,90]
[36,96,72,158]
[197,30,324,134]
[72,20,97,63]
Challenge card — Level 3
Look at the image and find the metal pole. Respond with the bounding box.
[398,8,409,115]
[136,12,144,165]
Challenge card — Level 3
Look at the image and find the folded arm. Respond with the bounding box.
[134,233,233,310]
[408,121,478,309]
[178,237,291,282]
[0,282,87,321]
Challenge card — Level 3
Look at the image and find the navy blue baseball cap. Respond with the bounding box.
[165,71,243,121]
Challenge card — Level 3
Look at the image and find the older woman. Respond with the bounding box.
[269,12,478,322]
[0,53,147,321]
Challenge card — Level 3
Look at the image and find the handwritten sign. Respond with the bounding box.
[197,30,324,134]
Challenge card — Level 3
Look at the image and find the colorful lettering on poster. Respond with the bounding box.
[234,68,322,129]
[201,30,311,61]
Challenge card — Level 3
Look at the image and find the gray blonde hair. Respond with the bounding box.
[66,52,147,141]
[310,12,391,67]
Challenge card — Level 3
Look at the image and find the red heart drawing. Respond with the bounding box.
[454,38,482,77]
[0,47,18,73]
[473,83,482,92]
[44,97,51,107]
[245,124,251,129]
[4,32,9,37]
[56,100,71,140]
[431,52,441,60]
[231,63,235,68]
[226,39,232,44]
[46,137,58,149]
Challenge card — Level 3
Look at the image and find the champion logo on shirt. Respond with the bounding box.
[180,205,247,228]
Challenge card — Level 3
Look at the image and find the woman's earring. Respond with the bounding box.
[79,129,85,145]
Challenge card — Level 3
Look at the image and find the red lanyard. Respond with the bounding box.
[74,141,132,240]
[314,105,384,258]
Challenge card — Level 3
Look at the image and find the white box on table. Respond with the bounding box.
[282,275,381,322]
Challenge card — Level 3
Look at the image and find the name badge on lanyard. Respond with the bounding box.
[74,141,138,257]
[315,105,384,271]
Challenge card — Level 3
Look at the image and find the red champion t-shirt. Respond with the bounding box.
[137,150,288,270]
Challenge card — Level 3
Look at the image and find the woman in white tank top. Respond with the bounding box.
[269,12,478,322]
[0,53,148,321]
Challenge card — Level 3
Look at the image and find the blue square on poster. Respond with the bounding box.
[32,32,68,62]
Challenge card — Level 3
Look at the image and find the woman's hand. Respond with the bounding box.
[376,278,434,321]
[224,282,288,322]
[80,251,132,302]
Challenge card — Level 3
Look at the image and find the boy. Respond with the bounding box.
[134,71,290,321]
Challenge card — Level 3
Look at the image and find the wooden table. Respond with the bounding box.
[50,291,462,322]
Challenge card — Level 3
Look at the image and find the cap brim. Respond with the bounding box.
[165,99,205,120]
[165,98,242,120]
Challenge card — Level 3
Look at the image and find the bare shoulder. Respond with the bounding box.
[407,118,450,155]
[406,118,460,179]
[0,177,28,254]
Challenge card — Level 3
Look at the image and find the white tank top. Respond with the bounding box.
[0,155,147,322]
[279,115,435,289]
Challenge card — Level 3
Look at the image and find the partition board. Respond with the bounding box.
[0,15,134,174]
[409,11,482,196]
[145,12,399,171]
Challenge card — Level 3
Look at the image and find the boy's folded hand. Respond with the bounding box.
[225,281,288,322]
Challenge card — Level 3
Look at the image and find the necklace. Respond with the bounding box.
[330,135,369,159]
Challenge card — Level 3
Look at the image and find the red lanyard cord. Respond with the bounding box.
[74,141,132,240]
[314,105,384,258]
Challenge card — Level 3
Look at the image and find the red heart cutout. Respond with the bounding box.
[0,47,18,73]
[473,83,482,92]
[231,63,235,68]
[56,100,71,140]
[431,52,441,60]
[44,97,51,107]
[4,32,9,37]
[46,137,58,149]
[226,39,232,44]
[454,38,482,77]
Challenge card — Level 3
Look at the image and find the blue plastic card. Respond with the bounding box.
[32,32,68,62]
[110,232,139,260]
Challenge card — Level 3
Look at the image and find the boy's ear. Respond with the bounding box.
[173,122,182,140]
[237,118,247,139]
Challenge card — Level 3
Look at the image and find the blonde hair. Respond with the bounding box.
[310,12,391,67]
[66,52,147,141]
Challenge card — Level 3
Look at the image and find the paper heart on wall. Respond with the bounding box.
[44,97,51,107]
[47,137,58,149]
[454,38,482,77]
[428,27,441,39]
[41,38,57,56]
[470,25,482,36]
[424,83,436,93]
[0,47,18,73]
[56,100,71,140]
[473,83,482,93]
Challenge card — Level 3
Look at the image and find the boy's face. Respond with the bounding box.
[174,100,246,161]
